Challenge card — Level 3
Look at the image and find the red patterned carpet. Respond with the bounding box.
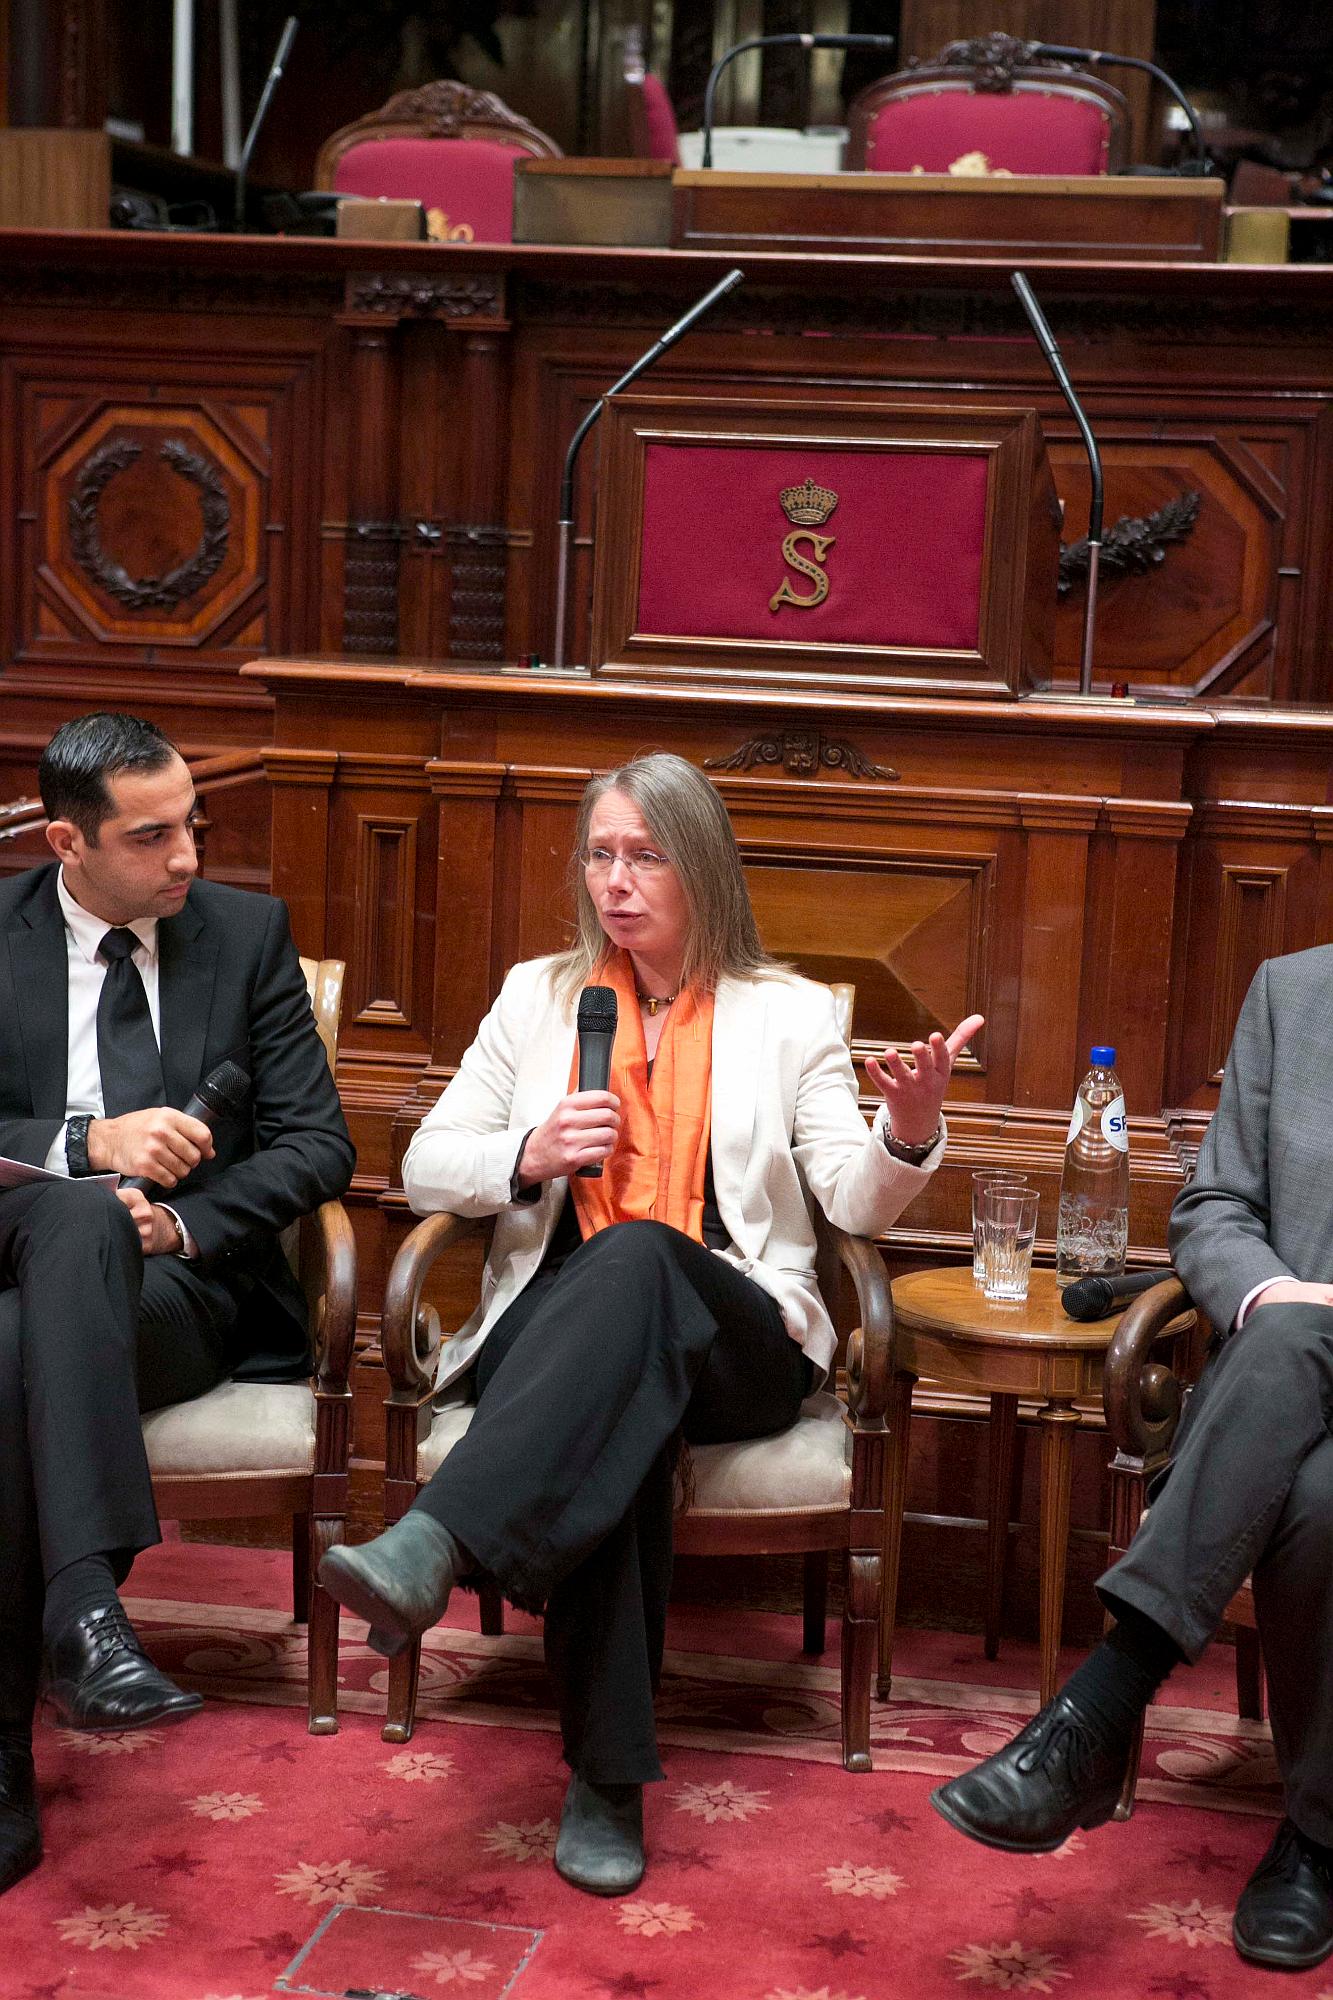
[6,1538,1322,2000]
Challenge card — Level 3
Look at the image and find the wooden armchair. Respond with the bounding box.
[376,984,895,1770]
[1102,1273,1263,1814]
[847,33,1128,177]
[314,81,561,243]
[138,957,356,1734]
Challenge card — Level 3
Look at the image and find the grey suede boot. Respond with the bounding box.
[318,1513,463,1658]
[554,1774,646,1896]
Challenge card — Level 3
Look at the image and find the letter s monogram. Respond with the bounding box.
[769,530,836,613]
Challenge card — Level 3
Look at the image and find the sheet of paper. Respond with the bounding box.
[0,1154,119,1191]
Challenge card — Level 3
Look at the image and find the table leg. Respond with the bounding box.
[878,1369,916,1700]
[984,1392,1019,1660]
[1037,1403,1080,1707]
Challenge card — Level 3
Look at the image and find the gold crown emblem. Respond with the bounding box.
[780,477,838,527]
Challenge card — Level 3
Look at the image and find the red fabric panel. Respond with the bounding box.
[867,88,1111,175]
[641,74,681,164]
[333,137,527,241]
[636,442,987,651]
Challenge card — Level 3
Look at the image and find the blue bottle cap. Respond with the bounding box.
[1090,1044,1117,1067]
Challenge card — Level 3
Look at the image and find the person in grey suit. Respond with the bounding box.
[931,947,1333,1974]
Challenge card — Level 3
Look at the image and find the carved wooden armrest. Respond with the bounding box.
[382,1211,488,1401]
[305,1198,358,1396]
[1102,1275,1189,1462]
[830,1227,894,1427]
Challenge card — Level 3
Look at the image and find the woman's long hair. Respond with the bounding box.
[549,753,783,1006]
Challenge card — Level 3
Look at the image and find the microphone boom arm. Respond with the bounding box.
[700,33,895,171]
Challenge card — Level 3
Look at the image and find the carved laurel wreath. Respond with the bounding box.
[68,438,230,611]
[1059,490,1201,596]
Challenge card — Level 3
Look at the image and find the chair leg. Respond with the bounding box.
[1114,1708,1146,1820]
[841,1550,877,1773]
[478,1578,505,1637]
[983,1394,1018,1661]
[291,1510,311,1625]
[383,1640,422,1745]
[803,1550,829,1655]
[1234,1624,1266,1720]
[1036,1402,1078,1708]
[877,1370,915,1700]
[306,1515,340,1735]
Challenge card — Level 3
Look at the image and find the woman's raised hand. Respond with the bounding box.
[866,1014,984,1149]
[517,1092,622,1187]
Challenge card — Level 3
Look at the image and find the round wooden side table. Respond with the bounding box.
[883,1265,1191,1708]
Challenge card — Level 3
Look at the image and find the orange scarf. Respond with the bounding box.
[568,951,714,1244]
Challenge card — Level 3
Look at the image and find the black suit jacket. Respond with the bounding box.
[0,864,355,1379]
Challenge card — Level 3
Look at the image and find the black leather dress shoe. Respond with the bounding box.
[0,1746,41,1896]
[930,1691,1129,1854]
[43,1604,202,1731]
[319,1513,463,1659]
[1234,1818,1333,1970]
[554,1775,646,1896]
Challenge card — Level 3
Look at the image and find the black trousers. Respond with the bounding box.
[1099,1300,1333,1844]
[412,1218,811,1785]
[0,1179,238,1732]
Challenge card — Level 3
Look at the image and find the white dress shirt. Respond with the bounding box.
[44,870,192,1253]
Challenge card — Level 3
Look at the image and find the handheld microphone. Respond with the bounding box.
[121,1058,251,1192]
[701,34,897,169]
[1011,270,1104,697]
[235,14,298,231]
[552,267,743,670]
[574,987,618,1179]
[1061,1269,1171,1322]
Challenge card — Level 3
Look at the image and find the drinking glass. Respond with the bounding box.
[982,1187,1040,1304]
[971,1170,1029,1287]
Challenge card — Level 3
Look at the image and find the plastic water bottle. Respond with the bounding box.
[1055,1045,1129,1287]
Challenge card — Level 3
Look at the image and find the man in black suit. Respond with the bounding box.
[0,712,354,1895]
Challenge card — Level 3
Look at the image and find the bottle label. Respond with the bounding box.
[1065,1097,1085,1146]
[1100,1096,1129,1152]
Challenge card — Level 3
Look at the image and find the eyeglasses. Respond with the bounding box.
[583,846,672,878]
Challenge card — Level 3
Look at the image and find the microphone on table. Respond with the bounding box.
[574,987,618,1180]
[1011,270,1104,698]
[1061,1269,1172,1322]
[551,266,743,671]
[700,34,897,169]
[234,13,298,232]
[121,1058,252,1192]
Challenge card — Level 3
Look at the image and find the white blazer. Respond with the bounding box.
[402,956,945,1387]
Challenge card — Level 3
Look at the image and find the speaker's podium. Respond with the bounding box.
[589,394,1058,699]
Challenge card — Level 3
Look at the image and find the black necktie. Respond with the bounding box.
[96,927,166,1118]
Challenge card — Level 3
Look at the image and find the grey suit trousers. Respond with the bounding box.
[1098,1299,1333,1844]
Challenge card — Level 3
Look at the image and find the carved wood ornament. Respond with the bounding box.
[705,732,898,781]
[1059,491,1201,596]
[67,438,230,611]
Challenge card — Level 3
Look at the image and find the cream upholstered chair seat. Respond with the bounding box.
[414,1387,851,1512]
[142,1382,316,1478]
[379,982,895,1770]
[137,955,356,1734]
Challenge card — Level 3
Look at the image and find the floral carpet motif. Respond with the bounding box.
[2,1545,1318,2000]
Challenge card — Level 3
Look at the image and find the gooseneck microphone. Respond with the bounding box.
[574,987,618,1179]
[234,14,298,232]
[1029,45,1208,173]
[1061,1269,1171,1322]
[1011,270,1104,698]
[121,1057,251,1192]
[552,267,744,671]
[701,34,897,169]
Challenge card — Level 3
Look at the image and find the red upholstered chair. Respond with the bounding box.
[625,28,680,165]
[847,32,1128,178]
[314,81,561,244]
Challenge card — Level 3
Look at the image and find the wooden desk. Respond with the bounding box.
[885,1266,1193,1705]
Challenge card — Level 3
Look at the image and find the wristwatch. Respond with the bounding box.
[884,1124,942,1166]
[66,1114,93,1177]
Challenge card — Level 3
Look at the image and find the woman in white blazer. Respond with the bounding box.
[323,753,981,1896]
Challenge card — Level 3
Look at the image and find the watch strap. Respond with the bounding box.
[66,1114,93,1177]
